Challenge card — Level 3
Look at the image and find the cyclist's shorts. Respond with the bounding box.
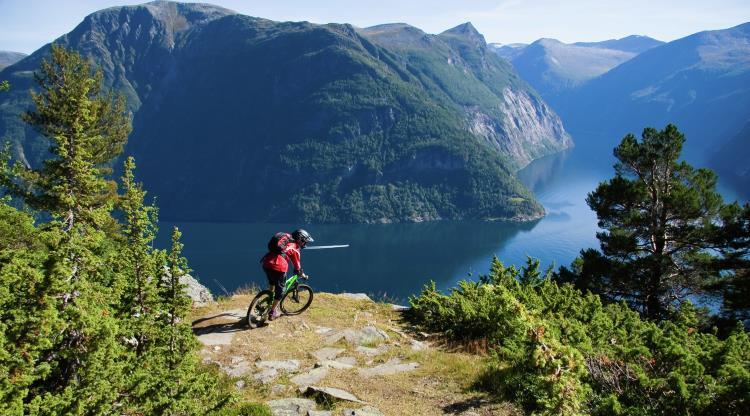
[264,267,285,300]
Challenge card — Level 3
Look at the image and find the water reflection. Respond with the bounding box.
[157,220,537,303]
[156,145,613,303]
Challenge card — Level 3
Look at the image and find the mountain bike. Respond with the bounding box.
[246,274,314,328]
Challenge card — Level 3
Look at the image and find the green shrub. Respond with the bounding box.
[408,257,750,415]
[212,402,272,416]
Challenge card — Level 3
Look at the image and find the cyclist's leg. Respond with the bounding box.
[264,269,284,319]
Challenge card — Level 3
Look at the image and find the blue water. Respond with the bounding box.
[155,144,744,303]
[155,147,609,302]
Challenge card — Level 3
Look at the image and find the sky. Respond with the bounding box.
[2,0,750,54]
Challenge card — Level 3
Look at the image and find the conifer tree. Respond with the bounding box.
[557,125,737,319]
[0,44,129,414]
[0,43,129,230]
[117,156,160,352]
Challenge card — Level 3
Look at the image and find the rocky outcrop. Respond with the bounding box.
[180,273,214,307]
[469,88,572,169]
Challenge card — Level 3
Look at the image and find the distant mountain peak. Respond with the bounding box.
[89,0,235,31]
[0,51,27,70]
[441,22,486,45]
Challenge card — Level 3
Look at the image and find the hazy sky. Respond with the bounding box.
[2,0,750,54]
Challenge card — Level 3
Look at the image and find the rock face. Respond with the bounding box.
[473,88,572,168]
[180,273,214,307]
[0,3,570,224]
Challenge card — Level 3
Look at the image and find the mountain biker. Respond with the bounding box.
[260,229,314,320]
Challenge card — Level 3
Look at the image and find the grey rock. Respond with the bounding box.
[315,326,334,335]
[254,367,279,384]
[197,332,234,346]
[335,356,357,366]
[325,326,389,346]
[235,380,245,389]
[301,385,364,403]
[308,411,332,416]
[224,360,252,377]
[410,339,428,351]
[340,406,384,416]
[358,358,419,377]
[339,293,372,301]
[221,308,246,321]
[318,359,355,369]
[389,304,410,311]
[267,398,318,416]
[354,345,388,356]
[180,273,215,307]
[256,359,301,372]
[290,367,329,387]
[311,347,344,361]
[271,384,288,395]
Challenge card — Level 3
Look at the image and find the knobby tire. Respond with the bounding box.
[280,284,314,315]
[247,290,274,328]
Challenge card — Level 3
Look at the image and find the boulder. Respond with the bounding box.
[311,347,344,361]
[196,332,234,346]
[301,386,365,403]
[325,326,389,346]
[180,273,214,307]
[224,360,252,377]
[266,398,317,416]
[358,358,419,377]
[256,359,301,372]
[339,293,372,301]
[253,367,278,384]
[290,367,329,387]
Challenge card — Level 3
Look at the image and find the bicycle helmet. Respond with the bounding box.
[292,229,314,246]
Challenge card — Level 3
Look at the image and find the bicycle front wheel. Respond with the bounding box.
[280,284,314,315]
[247,290,274,328]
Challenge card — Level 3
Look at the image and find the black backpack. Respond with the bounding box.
[267,232,293,254]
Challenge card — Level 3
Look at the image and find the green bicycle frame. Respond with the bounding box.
[283,274,300,293]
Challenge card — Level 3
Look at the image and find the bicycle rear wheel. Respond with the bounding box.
[280,284,314,315]
[247,290,274,328]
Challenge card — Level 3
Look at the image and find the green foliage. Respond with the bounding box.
[0,44,130,230]
[556,125,746,319]
[0,45,232,415]
[212,402,273,416]
[409,258,750,415]
[0,80,8,92]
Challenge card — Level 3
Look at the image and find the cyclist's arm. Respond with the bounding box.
[286,245,303,276]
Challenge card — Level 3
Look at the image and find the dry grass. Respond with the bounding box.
[191,292,520,415]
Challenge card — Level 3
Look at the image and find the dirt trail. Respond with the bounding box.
[191,292,518,416]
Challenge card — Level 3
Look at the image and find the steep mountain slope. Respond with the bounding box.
[0,51,27,70]
[0,2,571,223]
[557,22,750,160]
[359,22,571,168]
[491,36,663,102]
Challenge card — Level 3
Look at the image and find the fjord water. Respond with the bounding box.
[156,146,612,303]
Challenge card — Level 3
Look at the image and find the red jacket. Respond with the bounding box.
[261,242,302,274]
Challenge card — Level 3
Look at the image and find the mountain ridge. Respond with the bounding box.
[0,2,571,224]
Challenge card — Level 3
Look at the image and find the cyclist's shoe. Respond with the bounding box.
[268,308,281,321]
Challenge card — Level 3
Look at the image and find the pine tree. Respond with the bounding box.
[0,44,129,230]
[0,44,129,414]
[557,125,737,319]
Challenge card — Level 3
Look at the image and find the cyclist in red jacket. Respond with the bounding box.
[260,229,314,320]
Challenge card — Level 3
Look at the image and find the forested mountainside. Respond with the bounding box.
[0,1,571,223]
